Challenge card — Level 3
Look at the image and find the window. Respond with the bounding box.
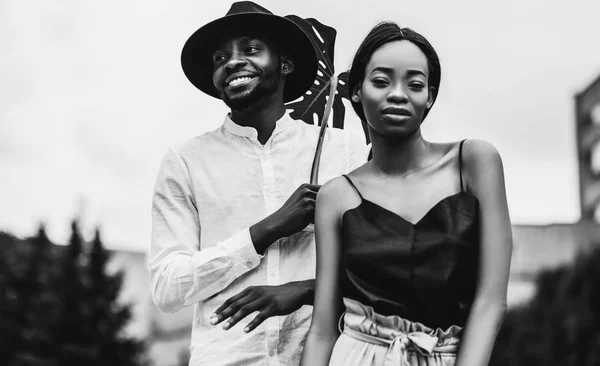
[590,142,600,174]
[591,103,600,125]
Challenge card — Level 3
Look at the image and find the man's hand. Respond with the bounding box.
[210,280,314,333]
[272,183,321,236]
[250,184,320,254]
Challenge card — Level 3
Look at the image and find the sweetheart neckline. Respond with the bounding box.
[343,191,479,226]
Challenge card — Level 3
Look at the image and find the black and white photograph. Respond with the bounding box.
[2,1,600,365]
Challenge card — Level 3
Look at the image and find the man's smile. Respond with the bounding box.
[224,73,259,89]
[227,76,258,88]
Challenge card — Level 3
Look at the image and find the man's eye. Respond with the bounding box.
[246,46,259,53]
[213,54,226,63]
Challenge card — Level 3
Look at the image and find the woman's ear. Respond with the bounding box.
[351,86,362,103]
[281,56,295,76]
[426,87,436,109]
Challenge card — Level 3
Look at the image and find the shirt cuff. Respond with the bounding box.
[224,228,263,269]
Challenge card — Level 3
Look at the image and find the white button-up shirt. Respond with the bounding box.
[150,113,368,365]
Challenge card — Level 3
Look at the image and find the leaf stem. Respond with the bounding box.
[310,75,338,185]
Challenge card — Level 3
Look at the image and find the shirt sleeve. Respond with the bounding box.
[347,130,371,171]
[149,148,263,314]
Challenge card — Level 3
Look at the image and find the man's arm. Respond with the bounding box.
[210,183,322,331]
[150,148,263,313]
[150,148,320,314]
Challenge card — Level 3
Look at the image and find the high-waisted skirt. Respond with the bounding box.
[328,298,462,366]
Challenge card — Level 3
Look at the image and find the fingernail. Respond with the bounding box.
[222,321,231,330]
[244,327,250,333]
[210,316,219,325]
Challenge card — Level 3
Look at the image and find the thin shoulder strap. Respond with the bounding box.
[458,139,467,191]
[342,175,363,200]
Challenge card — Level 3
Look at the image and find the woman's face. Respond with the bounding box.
[355,40,433,139]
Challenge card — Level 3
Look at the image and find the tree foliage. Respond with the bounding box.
[490,245,600,365]
[0,223,146,366]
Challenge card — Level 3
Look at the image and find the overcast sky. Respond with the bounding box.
[1,0,599,251]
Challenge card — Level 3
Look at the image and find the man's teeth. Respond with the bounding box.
[229,77,253,86]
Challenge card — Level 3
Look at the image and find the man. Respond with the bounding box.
[150,2,368,365]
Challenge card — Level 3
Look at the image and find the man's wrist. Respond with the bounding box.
[250,215,281,255]
[299,279,315,306]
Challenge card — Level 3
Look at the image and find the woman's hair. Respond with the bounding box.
[348,21,441,122]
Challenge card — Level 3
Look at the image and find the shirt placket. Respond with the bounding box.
[261,143,281,366]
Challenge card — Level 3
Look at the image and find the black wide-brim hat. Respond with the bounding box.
[181,1,317,102]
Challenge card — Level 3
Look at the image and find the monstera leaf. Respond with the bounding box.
[285,16,356,183]
[284,16,349,129]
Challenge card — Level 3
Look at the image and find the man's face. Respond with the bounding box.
[212,36,283,111]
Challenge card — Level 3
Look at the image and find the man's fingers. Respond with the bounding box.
[212,291,253,324]
[243,309,271,333]
[214,293,241,315]
[298,184,321,194]
[305,184,321,191]
[221,300,264,330]
[306,191,318,200]
[211,298,249,325]
[304,197,316,208]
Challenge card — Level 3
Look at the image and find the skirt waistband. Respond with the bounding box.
[339,298,462,366]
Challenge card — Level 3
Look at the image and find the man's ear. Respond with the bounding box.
[281,55,295,76]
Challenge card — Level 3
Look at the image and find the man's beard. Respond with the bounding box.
[222,68,281,111]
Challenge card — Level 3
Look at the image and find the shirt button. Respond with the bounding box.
[246,261,253,268]
[265,191,273,198]
[269,271,275,277]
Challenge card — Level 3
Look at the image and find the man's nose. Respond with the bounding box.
[225,53,247,70]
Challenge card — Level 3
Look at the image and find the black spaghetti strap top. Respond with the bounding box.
[340,140,480,330]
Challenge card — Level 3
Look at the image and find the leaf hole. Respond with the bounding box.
[312,26,325,43]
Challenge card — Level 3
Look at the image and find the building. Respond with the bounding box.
[575,72,600,221]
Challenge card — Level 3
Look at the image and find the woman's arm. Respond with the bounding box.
[300,177,347,366]
[455,139,513,366]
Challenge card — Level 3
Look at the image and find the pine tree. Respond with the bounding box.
[16,225,58,365]
[0,222,147,365]
[54,220,89,364]
[0,226,59,365]
[83,228,145,365]
[0,232,22,364]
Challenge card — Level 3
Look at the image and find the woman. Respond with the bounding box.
[301,22,512,366]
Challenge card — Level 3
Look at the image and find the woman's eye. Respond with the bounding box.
[409,83,425,90]
[372,79,388,86]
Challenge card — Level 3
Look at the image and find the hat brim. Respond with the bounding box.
[181,13,317,103]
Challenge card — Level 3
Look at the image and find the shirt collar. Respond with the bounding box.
[222,112,295,139]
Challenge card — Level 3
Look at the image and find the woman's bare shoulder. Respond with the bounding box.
[319,174,364,214]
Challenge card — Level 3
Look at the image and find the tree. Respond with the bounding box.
[490,244,600,365]
[53,221,88,364]
[17,226,58,365]
[0,222,147,366]
[0,231,25,363]
[0,227,59,365]
[82,229,145,365]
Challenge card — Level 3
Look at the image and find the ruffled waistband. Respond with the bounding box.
[339,298,462,366]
